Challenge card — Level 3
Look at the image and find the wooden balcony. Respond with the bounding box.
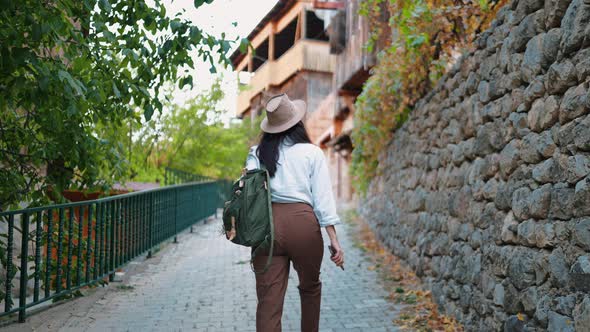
[236,39,334,117]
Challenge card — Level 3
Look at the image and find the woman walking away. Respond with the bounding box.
[245,93,344,332]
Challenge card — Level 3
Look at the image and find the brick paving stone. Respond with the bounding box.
[13,213,404,332]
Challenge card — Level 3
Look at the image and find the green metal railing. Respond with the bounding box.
[0,180,228,323]
[164,167,211,186]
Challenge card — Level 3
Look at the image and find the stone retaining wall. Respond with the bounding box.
[360,0,590,330]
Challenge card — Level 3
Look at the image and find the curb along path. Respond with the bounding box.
[11,213,403,332]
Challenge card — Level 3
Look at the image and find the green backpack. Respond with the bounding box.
[222,166,274,274]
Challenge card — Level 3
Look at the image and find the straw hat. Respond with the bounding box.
[260,93,307,133]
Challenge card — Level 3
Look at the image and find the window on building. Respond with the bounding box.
[305,10,329,41]
[252,38,269,71]
[274,18,297,60]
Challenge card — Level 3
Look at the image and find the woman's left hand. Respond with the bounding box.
[330,240,344,268]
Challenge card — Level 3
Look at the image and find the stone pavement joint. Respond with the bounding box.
[10,213,404,332]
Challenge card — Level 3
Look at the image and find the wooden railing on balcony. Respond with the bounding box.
[236,39,334,117]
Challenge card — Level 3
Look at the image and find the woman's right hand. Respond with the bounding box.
[330,240,344,268]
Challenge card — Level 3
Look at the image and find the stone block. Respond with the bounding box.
[544,0,573,29]
[508,112,530,139]
[573,177,590,217]
[573,296,590,332]
[536,130,557,157]
[535,222,557,248]
[496,181,515,210]
[502,211,519,244]
[522,34,545,83]
[557,119,578,149]
[504,314,527,332]
[449,144,464,166]
[549,185,575,219]
[573,48,590,82]
[466,71,480,95]
[493,283,504,306]
[524,76,546,107]
[478,80,492,103]
[514,0,545,23]
[508,9,545,52]
[529,183,552,218]
[507,248,537,290]
[532,157,567,183]
[549,247,570,287]
[475,121,506,156]
[483,178,500,201]
[528,96,560,132]
[546,60,578,94]
[509,164,534,183]
[512,187,532,220]
[566,155,590,183]
[547,311,575,332]
[521,286,538,315]
[517,219,537,246]
[482,99,503,121]
[499,140,522,179]
[521,132,543,163]
[503,282,524,314]
[449,187,471,219]
[559,0,590,55]
[573,115,590,151]
[555,295,577,316]
[536,295,551,326]
[559,83,588,124]
[573,217,590,250]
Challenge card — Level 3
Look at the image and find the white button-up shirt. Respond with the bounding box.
[245,142,341,227]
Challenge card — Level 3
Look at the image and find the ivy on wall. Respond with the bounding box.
[352,0,507,194]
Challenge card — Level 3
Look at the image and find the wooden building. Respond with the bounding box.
[232,0,386,204]
[230,0,339,143]
[314,0,386,204]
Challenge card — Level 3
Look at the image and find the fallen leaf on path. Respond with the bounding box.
[344,210,463,332]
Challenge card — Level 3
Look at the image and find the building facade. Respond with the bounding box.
[314,0,385,204]
[230,0,338,143]
[232,0,384,204]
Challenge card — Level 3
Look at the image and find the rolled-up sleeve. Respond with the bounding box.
[310,149,341,227]
[245,146,259,170]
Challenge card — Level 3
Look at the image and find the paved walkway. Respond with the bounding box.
[11,213,402,332]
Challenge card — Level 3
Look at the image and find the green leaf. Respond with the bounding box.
[112,82,121,98]
[57,70,84,96]
[99,0,112,13]
[67,103,78,116]
[179,76,193,89]
[170,19,182,32]
[190,27,202,43]
[144,104,154,121]
[238,38,249,54]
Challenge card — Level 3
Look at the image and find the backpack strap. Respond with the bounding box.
[250,165,274,274]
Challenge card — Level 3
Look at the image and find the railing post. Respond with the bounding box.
[18,213,30,323]
[173,188,178,244]
[5,215,14,313]
[147,192,154,259]
[109,202,115,282]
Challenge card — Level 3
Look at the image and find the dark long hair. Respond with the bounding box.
[257,121,311,177]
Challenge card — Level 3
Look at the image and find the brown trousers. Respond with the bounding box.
[252,203,324,332]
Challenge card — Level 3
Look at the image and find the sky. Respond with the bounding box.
[163,0,278,122]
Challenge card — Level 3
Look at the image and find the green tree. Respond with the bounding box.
[130,79,261,182]
[0,0,244,210]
